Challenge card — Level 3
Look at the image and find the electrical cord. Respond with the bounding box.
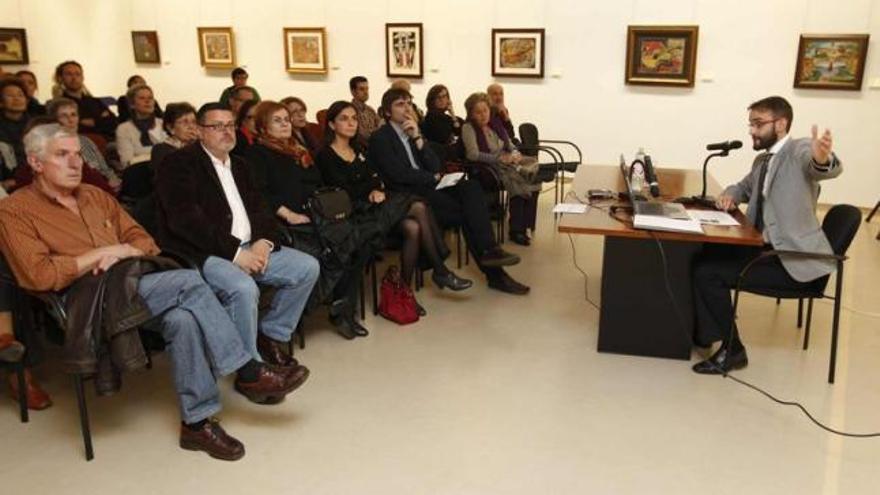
[646,232,880,438]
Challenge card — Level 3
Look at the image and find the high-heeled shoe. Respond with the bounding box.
[431,271,473,291]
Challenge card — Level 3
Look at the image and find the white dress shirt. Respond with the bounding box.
[202,145,252,253]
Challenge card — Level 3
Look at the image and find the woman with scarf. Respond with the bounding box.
[246,101,369,339]
[115,84,168,168]
[461,92,540,247]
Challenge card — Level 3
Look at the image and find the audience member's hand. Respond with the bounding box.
[234,248,266,275]
[92,254,121,275]
[499,153,515,165]
[285,211,311,225]
[434,173,442,182]
[715,194,737,211]
[811,125,833,165]
[497,104,509,120]
[251,240,272,272]
[401,117,420,139]
[510,150,523,165]
[369,190,386,204]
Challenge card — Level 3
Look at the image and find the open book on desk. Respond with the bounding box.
[633,214,704,234]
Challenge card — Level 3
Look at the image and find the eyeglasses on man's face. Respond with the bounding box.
[199,122,236,132]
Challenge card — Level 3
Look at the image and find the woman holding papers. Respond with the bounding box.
[317,100,472,301]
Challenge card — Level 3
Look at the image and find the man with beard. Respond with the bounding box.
[691,96,842,374]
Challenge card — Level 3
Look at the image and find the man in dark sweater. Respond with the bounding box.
[55,61,118,140]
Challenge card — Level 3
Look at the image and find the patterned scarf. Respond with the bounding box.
[257,135,314,168]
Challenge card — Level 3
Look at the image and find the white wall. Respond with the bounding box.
[2,0,878,206]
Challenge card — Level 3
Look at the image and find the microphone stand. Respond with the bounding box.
[676,150,730,208]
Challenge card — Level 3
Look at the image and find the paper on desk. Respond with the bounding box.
[687,210,740,226]
[552,203,589,214]
[436,172,465,190]
[634,214,704,234]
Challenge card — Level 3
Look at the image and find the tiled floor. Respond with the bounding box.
[3,193,879,494]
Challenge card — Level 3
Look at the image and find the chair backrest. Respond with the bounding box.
[518,123,539,157]
[822,204,862,256]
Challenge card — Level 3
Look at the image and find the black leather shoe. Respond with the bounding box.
[478,247,521,267]
[431,271,473,291]
[487,271,530,295]
[509,231,531,246]
[332,313,369,339]
[692,345,748,374]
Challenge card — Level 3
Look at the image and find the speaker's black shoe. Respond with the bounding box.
[692,345,748,374]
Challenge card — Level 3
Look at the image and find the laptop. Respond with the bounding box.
[618,155,689,220]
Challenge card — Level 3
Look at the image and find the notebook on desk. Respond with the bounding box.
[619,155,704,234]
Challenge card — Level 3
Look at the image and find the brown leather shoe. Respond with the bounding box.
[8,370,52,410]
[0,334,25,363]
[256,332,299,368]
[234,363,309,404]
[179,418,245,461]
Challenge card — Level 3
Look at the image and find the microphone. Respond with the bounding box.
[706,140,743,152]
[643,155,660,197]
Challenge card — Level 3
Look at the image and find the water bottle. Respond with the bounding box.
[630,148,647,196]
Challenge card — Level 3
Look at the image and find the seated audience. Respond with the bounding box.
[54,61,118,140]
[0,123,309,460]
[117,75,164,122]
[390,79,424,123]
[153,102,320,369]
[280,96,321,156]
[369,88,529,295]
[115,84,168,167]
[232,99,259,157]
[422,84,464,159]
[692,96,843,374]
[13,116,116,195]
[0,78,31,177]
[349,76,381,148]
[228,86,258,117]
[47,97,121,188]
[246,101,378,337]
[14,70,46,115]
[0,142,14,195]
[487,83,516,142]
[461,92,540,246]
[319,100,472,314]
[219,67,261,107]
[150,102,198,168]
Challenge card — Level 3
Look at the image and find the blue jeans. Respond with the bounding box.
[201,246,319,360]
[137,269,252,424]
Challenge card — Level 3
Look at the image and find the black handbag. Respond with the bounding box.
[308,187,353,224]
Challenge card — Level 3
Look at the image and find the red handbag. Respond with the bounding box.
[378,265,420,325]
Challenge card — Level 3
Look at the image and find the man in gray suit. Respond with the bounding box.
[692,96,841,374]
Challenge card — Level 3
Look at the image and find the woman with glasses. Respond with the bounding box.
[150,102,198,169]
[280,96,321,157]
[422,84,464,160]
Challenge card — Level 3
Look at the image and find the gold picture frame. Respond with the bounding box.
[793,34,869,91]
[197,27,236,69]
[283,27,328,74]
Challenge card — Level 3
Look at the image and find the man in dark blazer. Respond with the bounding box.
[154,103,319,372]
[692,96,843,374]
[369,88,529,295]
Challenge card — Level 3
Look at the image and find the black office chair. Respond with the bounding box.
[518,123,583,204]
[732,204,862,384]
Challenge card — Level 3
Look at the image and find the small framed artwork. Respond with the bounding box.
[0,28,29,65]
[197,27,236,69]
[793,34,870,91]
[386,23,423,78]
[283,27,327,74]
[491,28,545,78]
[131,31,161,64]
[625,25,699,87]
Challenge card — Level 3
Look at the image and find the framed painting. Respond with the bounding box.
[386,23,423,78]
[625,25,699,87]
[283,27,327,74]
[197,27,235,69]
[794,34,869,90]
[492,28,545,78]
[0,28,28,65]
[131,31,161,64]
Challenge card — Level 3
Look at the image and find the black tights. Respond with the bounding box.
[399,201,449,286]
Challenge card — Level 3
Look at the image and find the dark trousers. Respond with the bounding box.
[509,192,539,233]
[421,179,495,258]
[693,244,799,345]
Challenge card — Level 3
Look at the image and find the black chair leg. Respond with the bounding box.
[803,298,814,350]
[866,200,879,223]
[797,298,804,328]
[828,264,844,384]
[776,298,781,305]
[371,260,378,316]
[73,374,94,461]
[456,229,462,269]
[14,362,28,423]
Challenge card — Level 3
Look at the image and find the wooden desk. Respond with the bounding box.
[558,165,763,360]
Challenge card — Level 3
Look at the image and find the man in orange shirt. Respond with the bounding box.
[0,124,307,461]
